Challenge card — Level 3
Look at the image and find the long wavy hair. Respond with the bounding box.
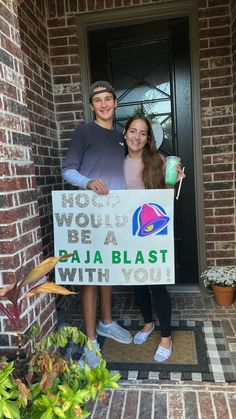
[124,115,165,189]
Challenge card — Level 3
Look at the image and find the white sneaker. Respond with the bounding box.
[80,340,101,368]
[96,321,132,344]
[133,322,155,345]
[154,339,172,363]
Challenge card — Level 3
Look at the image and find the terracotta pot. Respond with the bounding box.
[212,284,236,306]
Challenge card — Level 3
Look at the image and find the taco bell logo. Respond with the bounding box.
[132,203,170,237]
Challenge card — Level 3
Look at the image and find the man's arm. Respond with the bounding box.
[62,168,91,189]
[62,125,92,189]
[62,124,109,194]
[62,168,109,195]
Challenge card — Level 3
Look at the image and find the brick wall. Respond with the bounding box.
[18,0,62,257]
[47,3,84,158]
[0,0,56,352]
[199,0,236,266]
[232,0,236,198]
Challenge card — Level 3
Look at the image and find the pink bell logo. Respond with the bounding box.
[132,203,170,237]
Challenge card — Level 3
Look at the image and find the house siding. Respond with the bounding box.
[0,0,235,350]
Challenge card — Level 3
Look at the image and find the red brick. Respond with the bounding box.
[53,65,80,76]
[213,393,229,419]
[199,27,230,38]
[201,87,231,98]
[213,154,233,163]
[199,6,230,18]
[205,216,234,225]
[209,16,230,27]
[215,208,235,216]
[56,103,79,112]
[200,47,230,59]
[202,125,232,136]
[206,233,235,241]
[1,3,17,26]
[49,26,76,38]
[210,36,231,47]
[50,46,79,56]
[0,254,20,271]
[0,224,17,238]
[211,78,232,89]
[0,231,33,254]
[205,198,233,207]
[207,250,235,258]
[212,97,232,106]
[228,394,236,417]
[214,190,234,198]
[47,18,66,27]
[0,205,31,224]
[169,392,184,418]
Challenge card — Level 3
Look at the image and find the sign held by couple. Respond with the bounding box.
[52,189,175,285]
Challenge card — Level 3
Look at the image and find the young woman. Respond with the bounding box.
[123,115,182,362]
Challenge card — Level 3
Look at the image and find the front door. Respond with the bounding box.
[88,18,198,284]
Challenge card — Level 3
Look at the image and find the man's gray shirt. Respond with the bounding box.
[62,122,125,190]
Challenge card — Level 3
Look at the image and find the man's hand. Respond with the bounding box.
[87,178,109,195]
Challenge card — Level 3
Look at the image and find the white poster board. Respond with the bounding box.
[52,190,175,285]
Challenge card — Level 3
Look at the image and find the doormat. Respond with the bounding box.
[66,320,236,382]
[98,320,236,382]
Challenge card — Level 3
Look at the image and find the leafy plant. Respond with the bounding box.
[0,254,75,351]
[201,266,236,288]
[26,326,87,388]
[0,361,20,419]
[0,255,121,417]
[0,326,121,419]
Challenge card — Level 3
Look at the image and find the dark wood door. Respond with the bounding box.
[88,18,198,284]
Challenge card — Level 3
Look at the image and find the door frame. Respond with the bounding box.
[77,0,206,288]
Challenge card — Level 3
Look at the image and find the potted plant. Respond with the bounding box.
[201,266,236,305]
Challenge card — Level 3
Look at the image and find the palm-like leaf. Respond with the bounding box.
[24,283,76,298]
[0,253,75,333]
[21,254,74,287]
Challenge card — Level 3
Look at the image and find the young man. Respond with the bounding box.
[62,81,132,367]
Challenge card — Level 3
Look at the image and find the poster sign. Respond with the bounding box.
[52,190,175,285]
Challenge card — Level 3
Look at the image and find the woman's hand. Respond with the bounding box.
[176,163,186,183]
[87,178,109,195]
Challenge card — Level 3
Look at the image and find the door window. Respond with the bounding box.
[111,39,173,155]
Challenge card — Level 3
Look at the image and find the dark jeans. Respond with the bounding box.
[134,285,171,337]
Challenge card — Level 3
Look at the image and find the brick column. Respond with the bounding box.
[199,0,236,266]
[232,0,236,203]
[0,0,56,352]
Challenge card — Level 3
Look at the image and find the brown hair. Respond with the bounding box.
[124,115,165,189]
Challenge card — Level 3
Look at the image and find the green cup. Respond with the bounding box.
[165,156,181,185]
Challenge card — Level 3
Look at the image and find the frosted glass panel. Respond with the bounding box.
[111,39,173,153]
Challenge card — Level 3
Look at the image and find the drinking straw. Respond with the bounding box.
[176,166,185,200]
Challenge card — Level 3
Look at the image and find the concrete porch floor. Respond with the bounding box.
[58,288,236,418]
